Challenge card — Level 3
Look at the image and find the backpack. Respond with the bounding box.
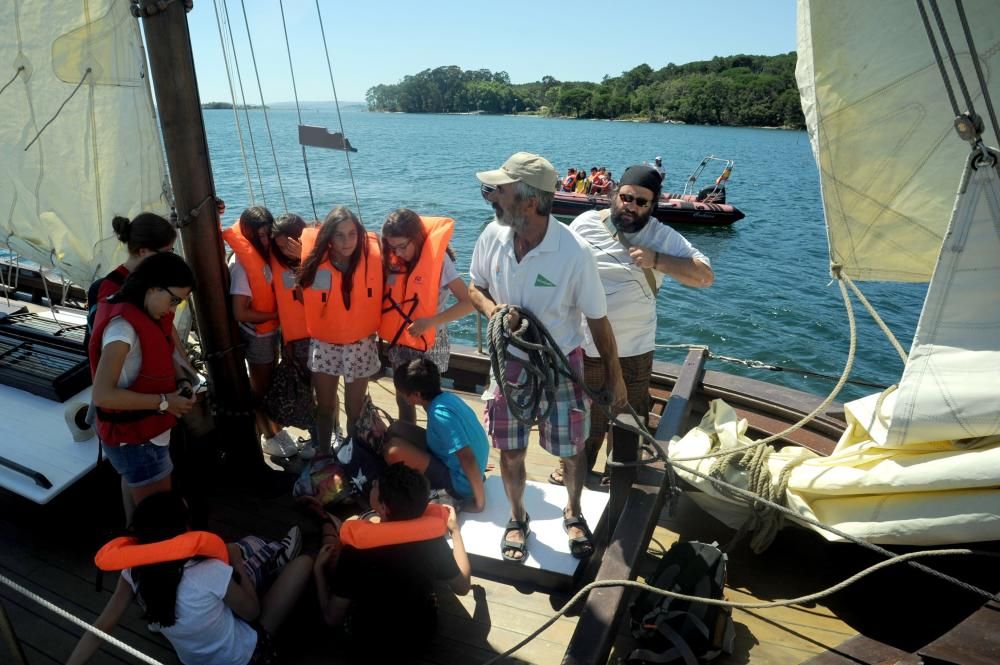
[627,541,735,665]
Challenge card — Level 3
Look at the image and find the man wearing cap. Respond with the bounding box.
[469,151,627,563]
[549,164,712,486]
[652,156,665,178]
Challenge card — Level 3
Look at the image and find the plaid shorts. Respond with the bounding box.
[485,347,590,458]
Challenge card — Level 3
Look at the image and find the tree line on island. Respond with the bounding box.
[365,53,804,128]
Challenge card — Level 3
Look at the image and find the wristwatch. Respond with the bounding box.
[157,393,169,413]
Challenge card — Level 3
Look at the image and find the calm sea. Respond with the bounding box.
[205,107,928,403]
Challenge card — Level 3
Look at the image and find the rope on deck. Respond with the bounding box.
[0,572,165,665]
[482,548,1000,665]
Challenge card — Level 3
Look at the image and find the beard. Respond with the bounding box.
[610,202,652,234]
[494,203,529,234]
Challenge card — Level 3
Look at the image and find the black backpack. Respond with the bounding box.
[627,541,735,665]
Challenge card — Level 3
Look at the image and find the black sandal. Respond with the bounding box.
[548,467,565,486]
[501,513,530,563]
[563,514,594,559]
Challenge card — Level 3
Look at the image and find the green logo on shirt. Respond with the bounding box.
[534,273,556,287]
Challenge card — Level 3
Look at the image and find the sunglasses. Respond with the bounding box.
[480,183,496,201]
[618,193,653,209]
[163,286,185,307]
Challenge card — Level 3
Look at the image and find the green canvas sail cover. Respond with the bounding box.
[0,0,169,287]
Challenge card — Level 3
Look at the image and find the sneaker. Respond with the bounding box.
[273,526,302,569]
[262,430,298,459]
[297,438,317,460]
[429,489,460,512]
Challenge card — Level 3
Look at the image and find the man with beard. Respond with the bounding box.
[469,152,627,563]
[549,164,713,486]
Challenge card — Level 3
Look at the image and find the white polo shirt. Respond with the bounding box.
[570,210,710,357]
[470,217,607,356]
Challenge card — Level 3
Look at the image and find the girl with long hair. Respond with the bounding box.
[298,206,383,454]
[67,491,312,665]
[89,253,198,521]
[380,208,473,422]
[223,207,295,458]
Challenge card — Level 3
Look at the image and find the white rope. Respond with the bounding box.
[314,0,364,222]
[237,0,288,213]
[841,273,908,363]
[0,572,165,665]
[481,548,999,664]
[212,0,255,205]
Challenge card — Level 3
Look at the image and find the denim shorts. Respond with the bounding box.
[102,441,173,488]
[240,327,279,365]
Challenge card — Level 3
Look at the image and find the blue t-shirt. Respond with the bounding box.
[425,392,489,499]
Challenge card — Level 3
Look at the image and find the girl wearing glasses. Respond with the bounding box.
[89,253,197,522]
[223,207,295,459]
[298,207,383,454]
[380,208,474,423]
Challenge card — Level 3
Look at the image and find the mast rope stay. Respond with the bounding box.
[211,0,256,206]
[220,0,268,207]
[23,69,91,152]
[277,0,319,222]
[237,0,288,212]
[0,66,25,99]
[314,0,364,222]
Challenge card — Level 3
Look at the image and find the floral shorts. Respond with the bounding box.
[485,347,591,458]
[308,336,380,383]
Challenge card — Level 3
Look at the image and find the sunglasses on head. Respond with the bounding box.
[480,183,496,201]
[618,192,653,208]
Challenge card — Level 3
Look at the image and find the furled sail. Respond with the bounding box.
[0,0,169,288]
[670,1,1000,545]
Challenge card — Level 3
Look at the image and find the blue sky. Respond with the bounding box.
[187,0,797,104]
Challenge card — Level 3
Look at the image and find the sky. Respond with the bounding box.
[186,0,797,104]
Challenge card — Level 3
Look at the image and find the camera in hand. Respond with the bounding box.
[180,386,193,399]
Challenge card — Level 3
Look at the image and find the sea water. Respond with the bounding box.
[205,107,927,402]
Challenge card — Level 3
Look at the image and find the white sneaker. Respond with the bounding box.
[273,526,302,568]
[262,430,298,458]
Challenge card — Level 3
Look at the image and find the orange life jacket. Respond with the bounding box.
[379,216,454,352]
[340,503,449,550]
[270,255,309,344]
[95,531,229,571]
[300,227,383,344]
[222,225,279,335]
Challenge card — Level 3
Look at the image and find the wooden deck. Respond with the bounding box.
[2,374,996,664]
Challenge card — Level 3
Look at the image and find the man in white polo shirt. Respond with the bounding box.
[550,164,713,486]
[469,151,626,563]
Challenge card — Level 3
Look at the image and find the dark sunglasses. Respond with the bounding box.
[480,183,496,201]
[618,192,653,209]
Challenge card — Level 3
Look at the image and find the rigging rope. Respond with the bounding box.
[0,573,166,665]
[23,69,91,152]
[481,548,1000,665]
[212,0,255,205]
[222,0,267,208]
[237,0,288,212]
[954,0,1000,143]
[314,0,364,221]
[917,0,962,117]
[277,0,319,221]
[929,0,979,124]
[0,66,24,99]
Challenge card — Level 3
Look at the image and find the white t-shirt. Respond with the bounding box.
[123,560,257,665]
[437,253,460,312]
[570,210,710,357]
[101,317,171,446]
[228,255,276,338]
[469,217,606,356]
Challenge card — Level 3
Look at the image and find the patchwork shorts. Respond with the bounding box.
[240,327,279,365]
[485,347,590,458]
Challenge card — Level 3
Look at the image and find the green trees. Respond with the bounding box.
[365,54,806,128]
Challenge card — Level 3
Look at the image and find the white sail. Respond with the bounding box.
[0,0,169,288]
[670,1,1000,546]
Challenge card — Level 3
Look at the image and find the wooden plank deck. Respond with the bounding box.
[0,373,901,665]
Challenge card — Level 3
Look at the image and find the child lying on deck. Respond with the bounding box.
[312,463,472,657]
[385,358,489,512]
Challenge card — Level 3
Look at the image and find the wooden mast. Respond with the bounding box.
[133,0,264,474]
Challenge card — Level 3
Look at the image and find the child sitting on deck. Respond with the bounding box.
[387,358,488,513]
[312,463,471,656]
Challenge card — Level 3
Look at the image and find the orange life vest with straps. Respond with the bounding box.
[88,302,177,446]
[95,531,229,571]
[340,503,449,550]
[222,225,279,335]
[270,255,309,344]
[300,227,383,344]
[379,216,454,352]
